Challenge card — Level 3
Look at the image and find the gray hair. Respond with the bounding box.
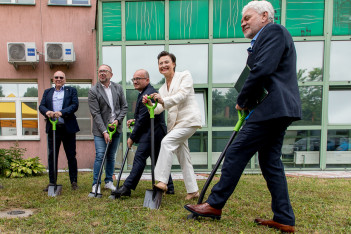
[242,1,275,23]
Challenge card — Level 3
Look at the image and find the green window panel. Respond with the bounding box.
[286,0,324,37]
[333,0,351,35]
[102,2,122,41]
[125,1,165,40]
[169,0,209,40]
[213,0,281,39]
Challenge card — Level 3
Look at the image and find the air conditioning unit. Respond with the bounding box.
[7,42,39,68]
[45,42,76,65]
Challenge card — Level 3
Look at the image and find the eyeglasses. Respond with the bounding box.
[98,70,112,74]
[131,77,147,82]
[54,76,64,80]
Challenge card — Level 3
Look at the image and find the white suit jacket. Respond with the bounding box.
[154,70,202,132]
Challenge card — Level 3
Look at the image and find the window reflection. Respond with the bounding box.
[328,90,351,124]
[169,44,208,84]
[195,92,206,126]
[333,0,351,35]
[326,130,351,168]
[126,45,164,85]
[295,42,323,82]
[102,46,122,83]
[330,41,351,81]
[189,131,208,170]
[212,43,250,84]
[286,0,324,37]
[212,88,238,127]
[282,130,320,168]
[292,86,322,126]
[126,89,139,120]
[0,84,18,97]
[0,102,16,136]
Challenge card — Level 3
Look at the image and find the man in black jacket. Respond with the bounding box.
[39,71,80,191]
[185,1,301,233]
[113,69,174,197]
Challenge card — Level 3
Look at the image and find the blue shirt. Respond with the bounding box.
[53,86,65,123]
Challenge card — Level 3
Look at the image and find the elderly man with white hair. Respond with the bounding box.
[185,1,301,233]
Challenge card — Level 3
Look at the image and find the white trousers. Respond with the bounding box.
[155,127,199,193]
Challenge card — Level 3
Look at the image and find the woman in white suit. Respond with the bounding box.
[143,51,202,200]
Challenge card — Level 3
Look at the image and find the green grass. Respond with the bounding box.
[0,172,350,233]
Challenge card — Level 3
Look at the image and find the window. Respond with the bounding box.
[328,90,351,124]
[102,2,121,41]
[0,0,34,4]
[169,0,209,40]
[330,41,351,81]
[286,0,324,37]
[125,1,165,41]
[295,42,324,82]
[212,43,250,83]
[67,83,92,136]
[102,46,122,84]
[326,130,351,168]
[0,83,39,139]
[49,0,89,5]
[126,45,164,85]
[212,88,238,127]
[169,44,208,84]
[333,0,351,36]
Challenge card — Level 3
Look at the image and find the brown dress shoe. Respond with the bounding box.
[71,182,79,190]
[154,182,167,192]
[255,218,295,233]
[184,203,222,220]
[185,191,199,200]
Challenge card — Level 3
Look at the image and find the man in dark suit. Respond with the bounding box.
[112,69,174,197]
[185,1,301,233]
[39,71,80,191]
[88,64,128,193]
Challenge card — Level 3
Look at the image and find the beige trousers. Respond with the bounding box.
[155,127,198,193]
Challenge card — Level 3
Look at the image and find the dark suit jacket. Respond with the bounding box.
[130,84,167,143]
[88,81,128,136]
[39,86,80,134]
[237,23,302,123]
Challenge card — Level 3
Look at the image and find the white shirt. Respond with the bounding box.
[101,82,116,123]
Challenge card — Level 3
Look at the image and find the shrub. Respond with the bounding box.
[3,157,46,178]
[0,143,46,178]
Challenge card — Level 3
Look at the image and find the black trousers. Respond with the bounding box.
[123,140,174,191]
[47,125,77,184]
[206,117,295,226]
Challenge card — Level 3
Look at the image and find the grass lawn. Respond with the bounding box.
[0,172,350,233]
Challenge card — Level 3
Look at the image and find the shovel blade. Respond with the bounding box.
[88,192,103,198]
[143,189,163,209]
[48,185,62,197]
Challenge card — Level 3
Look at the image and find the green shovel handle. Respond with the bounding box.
[107,123,117,140]
[234,110,248,132]
[129,121,135,133]
[144,96,158,119]
[49,118,59,131]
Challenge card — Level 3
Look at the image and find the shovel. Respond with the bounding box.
[186,110,247,219]
[48,118,63,197]
[88,123,117,198]
[143,96,163,209]
[109,123,134,199]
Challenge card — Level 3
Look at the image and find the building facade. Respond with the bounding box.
[0,0,350,172]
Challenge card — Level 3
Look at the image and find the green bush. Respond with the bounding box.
[3,157,46,178]
[0,143,46,178]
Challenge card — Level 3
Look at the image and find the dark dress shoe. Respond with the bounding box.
[113,185,131,197]
[255,218,295,233]
[43,183,54,192]
[71,182,79,190]
[184,203,222,220]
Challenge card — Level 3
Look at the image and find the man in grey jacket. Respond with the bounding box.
[88,64,128,193]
